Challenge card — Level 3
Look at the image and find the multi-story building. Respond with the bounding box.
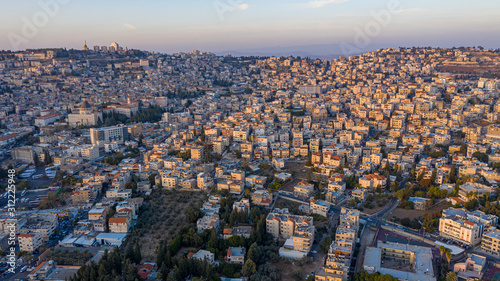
[90,126,129,147]
[294,180,315,197]
[190,146,205,162]
[12,146,43,164]
[310,200,330,217]
[80,145,100,160]
[316,207,359,281]
[161,174,179,189]
[359,173,386,189]
[439,216,482,245]
[21,214,58,241]
[18,232,43,252]
[481,229,500,256]
[362,242,436,281]
[197,173,213,189]
[251,189,273,207]
[266,208,315,257]
[108,217,130,233]
[197,214,220,233]
[233,198,250,214]
[226,247,246,265]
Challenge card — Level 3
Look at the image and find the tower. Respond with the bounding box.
[83,40,89,51]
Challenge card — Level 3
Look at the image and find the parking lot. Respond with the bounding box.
[0,189,52,210]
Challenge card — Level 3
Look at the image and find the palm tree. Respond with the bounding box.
[445,249,452,264]
[439,246,446,259]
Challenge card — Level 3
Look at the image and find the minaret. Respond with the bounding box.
[83,40,89,51]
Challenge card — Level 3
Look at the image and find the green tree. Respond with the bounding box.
[422,213,436,233]
[449,164,457,183]
[292,270,303,281]
[247,242,261,264]
[123,258,140,281]
[208,228,219,250]
[320,237,333,254]
[148,174,157,187]
[185,206,202,223]
[134,240,142,264]
[446,271,458,281]
[242,259,256,276]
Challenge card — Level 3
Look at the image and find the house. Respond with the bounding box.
[453,254,486,280]
[352,189,368,201]
[359,173,386,189]
[197,214,220,233]
[310,200,330,217]
[136,263,154,280]
[188,249,215,264]
[222,226,252,239]
[233,198,250,214]
[294,180,314,197]
[408,197,431,210]
[251,189,273,207]
[108,217,129,233]
[226,247,246,265]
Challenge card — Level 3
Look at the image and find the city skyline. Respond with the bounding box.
[1,0,499,56]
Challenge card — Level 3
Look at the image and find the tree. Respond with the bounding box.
[134,240,142,264]
[422,213,436,233]
[123,258,140,281]
[320,237,333,254]
[292,270,303,281]
[44,150,52,165]
[449,164,457,183]
[473,151,489,163]
[247,242,261,264]
[446,272,458,281]
[242,259,256,276]
[208,228,219,250]
[185,206,202,223]
[307,170,312,183]
[148,174,157,187]
[439,245,446,259]
[125,241,135,264]
[33,152,41,166]
[445,249,452,264]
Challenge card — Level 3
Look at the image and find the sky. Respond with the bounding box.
[1,0,499,56]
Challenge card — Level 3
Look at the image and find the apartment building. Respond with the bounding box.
[294,180,315,197]
[251,189,273,207]
[481,229,500,256]
[161,174,179,189]
[90,126,129,147]
[18,232,43,252]
[359,173,386,189]
[266,208,315,256]
[190,146,205,161]
[439,216,481,245]
[109,217,130,233]
[310,200,330,217]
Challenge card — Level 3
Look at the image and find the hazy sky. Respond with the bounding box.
[1,0,499,54]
